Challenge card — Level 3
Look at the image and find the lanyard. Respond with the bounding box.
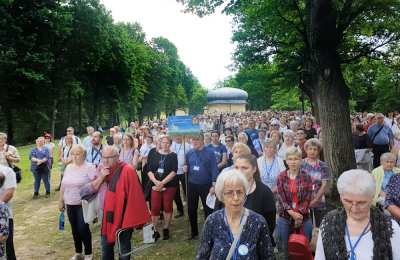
[91,145,102,163]
[263,157,276,179]
[224,209,245,260]
[63,145,71,159]
[175,144,183,155]
[159,154,166,168]
[345,221,370,260]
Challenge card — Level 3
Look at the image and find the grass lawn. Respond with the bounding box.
[12,144,200,259]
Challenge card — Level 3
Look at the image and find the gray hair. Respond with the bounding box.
[380,152,396,163]
[215,169,249,202]
[289,120,299,129]
[0,132,7,140]
[283,130,295,139]
[337,169,375,198]
[304,138,322,152]
[285,146,302,160]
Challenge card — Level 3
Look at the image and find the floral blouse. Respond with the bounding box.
[196,209,274,260]
[0,204,9,257]
[385,174,400,223]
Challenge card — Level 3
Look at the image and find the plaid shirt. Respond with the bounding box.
[277,170,312,220]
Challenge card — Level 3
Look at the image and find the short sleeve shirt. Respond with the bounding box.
[0,165,16,218]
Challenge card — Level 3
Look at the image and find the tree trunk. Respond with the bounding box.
[5,107,14,145]
[309,0,356,180]
[51,99,58,139]
[78,94,82,134]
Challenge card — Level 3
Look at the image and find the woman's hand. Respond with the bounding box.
[58,200,65,212]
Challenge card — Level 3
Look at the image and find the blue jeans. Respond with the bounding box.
[33,170,50,193]
[101,229,133,260]
[277,216,312,254]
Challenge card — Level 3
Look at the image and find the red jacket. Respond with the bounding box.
[101,161,150,244]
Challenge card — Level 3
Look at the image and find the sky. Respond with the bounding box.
[100,0,235,89]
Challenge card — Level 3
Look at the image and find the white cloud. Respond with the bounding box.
[100,0,235,89]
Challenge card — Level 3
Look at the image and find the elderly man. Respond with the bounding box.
[368,113,394,168]
[184,134,219,240]
[82,126,95,149]
[0,164,16,260]
[92,146,150,260]
[0,133,20,168]
[58,127,81,160]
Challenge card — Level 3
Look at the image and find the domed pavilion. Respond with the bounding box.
[206,87,248,114]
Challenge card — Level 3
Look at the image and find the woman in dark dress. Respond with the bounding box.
[146,135,178,240]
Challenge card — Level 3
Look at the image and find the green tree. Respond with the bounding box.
[178,0,400,178]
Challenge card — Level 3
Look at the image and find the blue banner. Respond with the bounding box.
[167,116,201,136]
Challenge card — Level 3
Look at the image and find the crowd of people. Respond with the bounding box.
[0,110,399,259]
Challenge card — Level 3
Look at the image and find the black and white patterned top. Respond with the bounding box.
[0,203,10,258]
[196,209,274,260]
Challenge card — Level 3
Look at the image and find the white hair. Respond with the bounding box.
[215,169,249,202]
[337,169,376,198]
[380,152,396,163]
[238,132,248,142]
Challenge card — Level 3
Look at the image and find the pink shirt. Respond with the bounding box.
[62,163,97,205]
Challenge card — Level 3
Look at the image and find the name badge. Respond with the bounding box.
[157,168,164,174]
[238,244,249,256]
[292,202,297,209]
[193,166,200,172]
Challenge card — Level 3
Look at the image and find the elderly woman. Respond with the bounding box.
[59,144,96,260]
[29,136,51,198]
[277,130,299,159]
[276,147,313,255]
[300,138,331,227]
[257,140,286,193]
[196,169,274,259]
[146,135,178,240]
[119,133,139,169]
[315,169,400,259]
[371,152,400,206]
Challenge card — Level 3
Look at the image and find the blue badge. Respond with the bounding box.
[238,244,249,256]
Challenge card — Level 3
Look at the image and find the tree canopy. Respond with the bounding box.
[0,0,206,144]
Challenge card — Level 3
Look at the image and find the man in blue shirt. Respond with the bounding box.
[368,113,394,168]
[184,134,219,240]
[207,131,228,172]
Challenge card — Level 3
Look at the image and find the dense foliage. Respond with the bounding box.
[0,0,207,144]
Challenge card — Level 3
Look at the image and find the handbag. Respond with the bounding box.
[288,226,314,260]
[5,145,22,183]
[309,211,319,252]
[143,223,155,244]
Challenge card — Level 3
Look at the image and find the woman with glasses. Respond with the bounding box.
[315,169,400,259]
[196,169,274,259]
[146,135,178,240]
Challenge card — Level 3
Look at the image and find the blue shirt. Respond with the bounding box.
[207,143,227,165]
[29,147,50,172]
[367,124,393,145]
[382,170,395,192]
[85,145,103,167]
[186,147,219,185]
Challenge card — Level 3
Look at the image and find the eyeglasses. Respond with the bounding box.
[226,140,233,143]
[342,199,371,210]
[223,190,245,198]
[102,155,117,160]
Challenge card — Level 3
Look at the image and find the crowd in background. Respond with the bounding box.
[0,110,399,259]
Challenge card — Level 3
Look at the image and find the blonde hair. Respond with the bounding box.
[70,144,87,160]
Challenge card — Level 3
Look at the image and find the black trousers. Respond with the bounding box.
[187,183,212,236]
[372,144,390,168]
[6,218,15,260]
[67,205,92,255]
[174,174,186,213]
